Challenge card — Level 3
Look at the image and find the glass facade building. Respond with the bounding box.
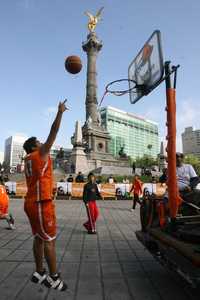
[100,106,159,159]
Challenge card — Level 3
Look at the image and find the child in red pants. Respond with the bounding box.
[130,174,143,210]
[83,173,102,234]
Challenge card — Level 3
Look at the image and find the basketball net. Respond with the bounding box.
[98,79,137,107]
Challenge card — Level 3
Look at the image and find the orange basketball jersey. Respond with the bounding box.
[0,184,9,215]
[24,150,53,202]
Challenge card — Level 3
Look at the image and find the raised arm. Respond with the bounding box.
[40,100,68,155]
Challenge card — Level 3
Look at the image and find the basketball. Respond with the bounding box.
[65,56,82,74]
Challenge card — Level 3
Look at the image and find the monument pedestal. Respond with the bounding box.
[82,122,113,161]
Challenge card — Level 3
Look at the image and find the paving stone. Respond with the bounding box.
[6,249,30,261]
[122,262,148,278]
[126,277,161,300]
[103,278,132,300]
[114,240,130,249]
[101,262,123,279]
[0,262,32,300]
[2,239,24,250]
[100,250,118,262]
[76,263,102,300]
[99,241,114,250]
[82,250,99,262]
[62,250,81,262]
[117,249,138,261]
[0,261,19,283]
[0,248,13,260]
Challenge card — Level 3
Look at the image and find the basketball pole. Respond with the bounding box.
[165,61,181,222]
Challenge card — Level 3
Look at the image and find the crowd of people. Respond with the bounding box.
[61,173,140,185]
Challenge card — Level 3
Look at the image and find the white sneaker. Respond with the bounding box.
[9,223,15,230]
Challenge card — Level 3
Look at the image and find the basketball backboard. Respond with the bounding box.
[128,30,164,104]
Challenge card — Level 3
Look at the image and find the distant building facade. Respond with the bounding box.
[182,127,200,159]
[100,106,159,159]
[4,135,27,170]
[0,151,4,164]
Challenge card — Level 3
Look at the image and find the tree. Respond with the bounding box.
[134,155,158,169]
[147,144,152,150]
[184,154,200,175]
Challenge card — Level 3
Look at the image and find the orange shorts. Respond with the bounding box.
[24,200,56,241]
[0,198,9,217]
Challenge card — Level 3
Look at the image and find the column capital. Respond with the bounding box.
[82,32,103,52]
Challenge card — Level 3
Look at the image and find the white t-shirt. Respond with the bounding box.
[176,164,197,191]
[108,178,114,184]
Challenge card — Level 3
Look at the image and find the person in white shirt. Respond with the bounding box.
[108,175,114,184]
[176,152,200,205]
[176,153,197,192]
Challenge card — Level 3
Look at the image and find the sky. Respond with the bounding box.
[0,0,200,153]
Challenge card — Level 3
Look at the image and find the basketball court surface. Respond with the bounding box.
[0,199,198,300]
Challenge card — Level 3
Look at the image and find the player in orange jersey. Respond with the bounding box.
[130,174,143,211]
[0,176,15,229]
[23,100,68,291]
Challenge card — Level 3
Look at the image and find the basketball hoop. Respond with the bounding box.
[99,79,140,107]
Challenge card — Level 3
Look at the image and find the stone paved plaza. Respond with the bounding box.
[0,199,199,300]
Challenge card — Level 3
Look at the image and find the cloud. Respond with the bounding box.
[177,99,200,130]
[176,98,200,151]
[143,97,200,152]
[43,106,57,117]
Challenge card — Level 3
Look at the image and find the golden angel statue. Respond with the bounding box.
[84,7,104,32]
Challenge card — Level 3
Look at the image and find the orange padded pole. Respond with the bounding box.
[166,88,180,218]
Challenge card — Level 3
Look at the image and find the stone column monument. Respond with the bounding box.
[82,8,113,162]
[158,141,166,171]
[68,8,131,175]
[83,31,102,125]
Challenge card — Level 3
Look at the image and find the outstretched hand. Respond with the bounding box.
[58,99,69,113]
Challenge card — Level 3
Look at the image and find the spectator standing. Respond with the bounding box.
[83,173,102,234]
[159,168,167,185]
[108,175,114,184]
[132,162,136,174]
[130,175,143,210]
[75,172,84,183]
[123,176,130,184]
[67,174,74,182]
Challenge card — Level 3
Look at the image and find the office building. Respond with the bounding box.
[100,106,159,159]
[0,152,4,164]
[182,127,200,159]
[4,135,27,169]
